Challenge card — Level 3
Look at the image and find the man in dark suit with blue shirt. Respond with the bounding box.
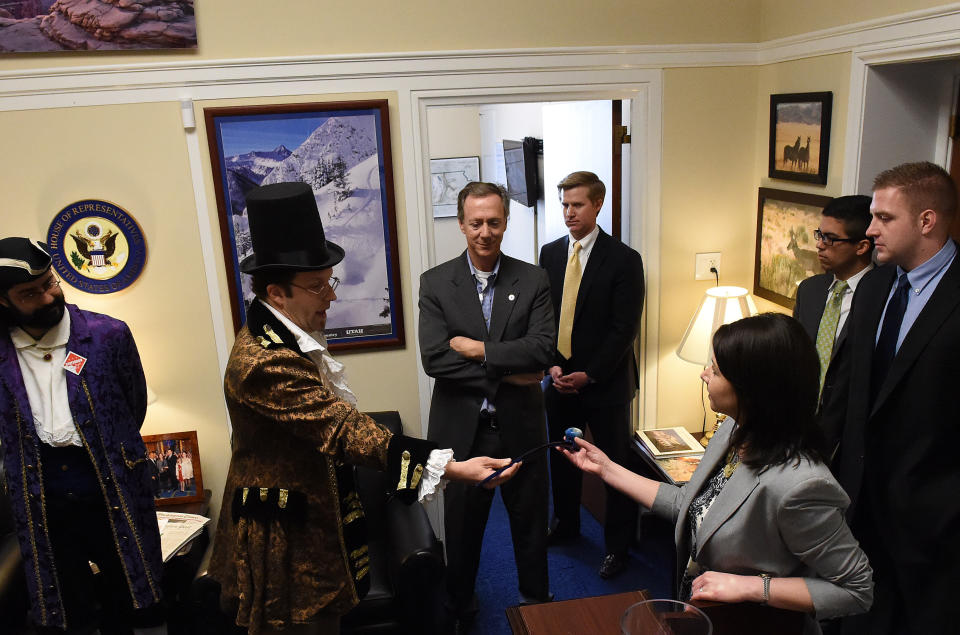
[539,171,644,579]
[419,182,555,626]
[793,195,873,458]
[836,162,960,634]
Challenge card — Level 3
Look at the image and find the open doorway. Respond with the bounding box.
[425,99,632,267]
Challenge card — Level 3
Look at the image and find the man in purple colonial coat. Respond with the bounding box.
[0,237,164,633]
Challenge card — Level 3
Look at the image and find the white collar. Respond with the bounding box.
[830,262,874,293]
[569,224,600,251]
[10,308,70,350]
[260,299,327,354]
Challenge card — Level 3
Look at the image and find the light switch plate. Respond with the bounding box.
[695,252,721,280]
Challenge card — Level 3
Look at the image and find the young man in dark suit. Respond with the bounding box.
[836,162,960,634]
[419,182,556,625]
[793,195,873,457]
[539,171,644,579]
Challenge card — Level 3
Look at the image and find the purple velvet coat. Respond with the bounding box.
[0,304,162,630]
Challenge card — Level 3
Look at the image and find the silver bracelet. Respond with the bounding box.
[759,573,771,604]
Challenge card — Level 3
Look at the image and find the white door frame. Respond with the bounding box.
[401,72,663,439]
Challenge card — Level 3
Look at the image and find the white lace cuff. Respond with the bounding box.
[418,448,455,503]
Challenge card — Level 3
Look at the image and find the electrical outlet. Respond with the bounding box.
[695,252,721,281]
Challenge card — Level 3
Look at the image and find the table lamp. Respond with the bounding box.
[676,285,758,445]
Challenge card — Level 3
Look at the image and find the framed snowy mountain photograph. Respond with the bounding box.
[204,101,404,351]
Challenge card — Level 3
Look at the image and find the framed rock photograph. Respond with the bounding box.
[768,92,832,185]
[754,188,833,309]
[142,430,204,507]
[204,100,404,351]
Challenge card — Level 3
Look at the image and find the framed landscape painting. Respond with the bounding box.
[204,100,404,351]
[754,188,833,309]
[768,92,832,185]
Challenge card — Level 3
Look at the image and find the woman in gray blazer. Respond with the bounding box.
[561,313,872,630]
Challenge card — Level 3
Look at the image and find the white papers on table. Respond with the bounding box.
[156,511,210,562]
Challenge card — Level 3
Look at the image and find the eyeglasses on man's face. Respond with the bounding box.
[813,229,862,247]
[14,276,61,302]
[290,276,340,297]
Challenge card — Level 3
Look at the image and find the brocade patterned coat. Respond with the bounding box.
[0,304,162,630]
[209,300,431,634]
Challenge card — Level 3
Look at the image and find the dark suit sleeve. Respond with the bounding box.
[583,249,644,384]
[418,271,498,395]
[484,267,556,373]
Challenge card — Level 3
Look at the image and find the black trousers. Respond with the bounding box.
[442,416,549,614]
[38,444,162,635]
[546,389,638,557]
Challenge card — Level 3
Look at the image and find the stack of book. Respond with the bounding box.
[636,426,705,485]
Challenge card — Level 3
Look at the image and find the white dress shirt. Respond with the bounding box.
[567,224,600,270]
[830,262,874,337]
[10,310,80,447]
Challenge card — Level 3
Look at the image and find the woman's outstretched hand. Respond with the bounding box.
[557,437,610,477]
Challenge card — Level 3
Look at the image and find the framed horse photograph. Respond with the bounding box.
[754,188,833,309]
[768,92,832,185]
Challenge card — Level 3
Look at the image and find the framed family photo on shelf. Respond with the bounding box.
[204,100,405,351]
[768,92,832,185]
[754,187,833,309]
[141,431,204,506]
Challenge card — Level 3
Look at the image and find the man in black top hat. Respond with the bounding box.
[0,237,165,634]
[207,182,517,634]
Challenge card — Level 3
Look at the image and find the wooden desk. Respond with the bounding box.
[506,589,648,634]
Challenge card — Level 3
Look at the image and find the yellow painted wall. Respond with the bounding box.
[0,101,233,506]
[0,0,762,72]
[760,0,953,40]
[658,66,761,429]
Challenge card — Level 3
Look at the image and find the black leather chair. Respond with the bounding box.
[192,410,447,634]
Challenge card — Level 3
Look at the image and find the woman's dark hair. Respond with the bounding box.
[712,312,827,468]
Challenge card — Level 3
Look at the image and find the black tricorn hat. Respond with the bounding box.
[0,238,52,291]
[240,182,345,274]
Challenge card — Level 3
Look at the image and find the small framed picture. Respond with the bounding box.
[430,156,480,218]
[141,431,204,506]
[637,427,704,458]
[768,92,832,185]
[754,187,833,309]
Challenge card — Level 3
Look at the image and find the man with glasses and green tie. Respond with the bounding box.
[793,195,874,459]
[0,237,166,633]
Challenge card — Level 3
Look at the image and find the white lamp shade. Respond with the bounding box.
[676,286,759,365]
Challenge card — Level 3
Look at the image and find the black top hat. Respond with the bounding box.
[240,182,345,274]
[0,238,52,290]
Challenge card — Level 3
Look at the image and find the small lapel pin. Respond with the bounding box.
[508,294,516,301]
[63,352,87,375]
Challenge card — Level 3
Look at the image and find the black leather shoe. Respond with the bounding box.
[598,553,627,579]
[546,517,580,544]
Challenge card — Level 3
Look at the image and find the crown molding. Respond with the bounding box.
[3,4,960,109]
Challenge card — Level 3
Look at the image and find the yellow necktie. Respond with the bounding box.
[557,241,582,359]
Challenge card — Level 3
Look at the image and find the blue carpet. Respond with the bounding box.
[468,491,675,634]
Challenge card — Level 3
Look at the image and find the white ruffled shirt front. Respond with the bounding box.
[260,300,452,501]
[10,310,80,447]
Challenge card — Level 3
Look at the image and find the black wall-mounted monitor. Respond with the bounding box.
[503,137,539,208]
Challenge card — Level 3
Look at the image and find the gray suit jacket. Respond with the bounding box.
[418,251,555,458]
[651,420,873,624]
